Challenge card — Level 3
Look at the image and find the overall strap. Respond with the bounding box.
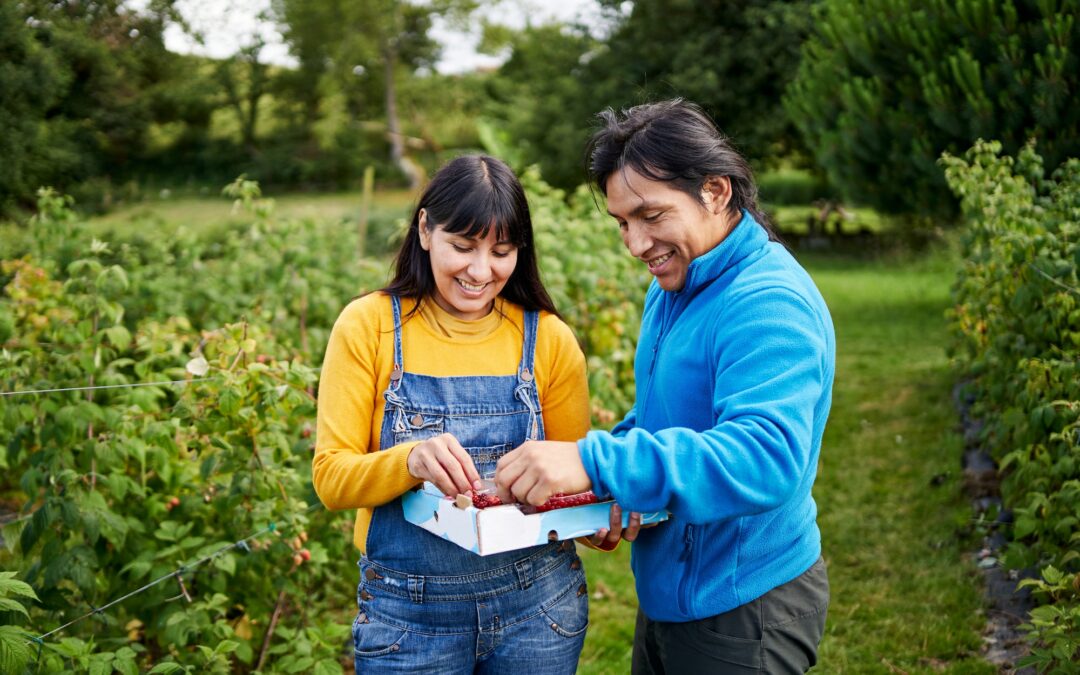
[389,295,405,390]
[517,309,540,383]
[516,310,542,440]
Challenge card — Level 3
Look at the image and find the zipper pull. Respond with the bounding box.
[678,525,694,560]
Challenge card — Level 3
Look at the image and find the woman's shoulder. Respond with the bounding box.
[536,310,584,356]
[336,292,420,333]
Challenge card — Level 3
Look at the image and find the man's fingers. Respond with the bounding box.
[494,453,525,503]
[524,481,554,507]
[623,511,643,542]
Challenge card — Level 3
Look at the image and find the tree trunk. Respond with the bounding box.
[383,42,421,188]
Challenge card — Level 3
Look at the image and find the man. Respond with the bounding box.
[495,99,834,673]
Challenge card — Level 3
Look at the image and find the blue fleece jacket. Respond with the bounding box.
[578,211,835,622]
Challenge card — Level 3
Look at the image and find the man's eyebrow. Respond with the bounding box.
[607,201,664,218]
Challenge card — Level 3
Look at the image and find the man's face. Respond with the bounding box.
[605,168,734,292]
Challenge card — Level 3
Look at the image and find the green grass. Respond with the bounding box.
[578,244,994,674]
[82,188,417,238]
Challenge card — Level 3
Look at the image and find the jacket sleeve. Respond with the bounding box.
[312,297,421,511]
[578,288,830,524]
[609,406,637,438]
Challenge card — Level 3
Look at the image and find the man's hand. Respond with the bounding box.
[588,504,644,551]
[494,440,591,506]
[406,433,481,497]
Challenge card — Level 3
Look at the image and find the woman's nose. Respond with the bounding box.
[467,253,490,279]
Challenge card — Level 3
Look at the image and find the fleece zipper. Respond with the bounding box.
[677,524,696,616]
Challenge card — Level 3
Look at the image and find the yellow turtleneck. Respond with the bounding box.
[313,293,591,552]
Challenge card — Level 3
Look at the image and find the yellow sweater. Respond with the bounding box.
[313,293,591,552]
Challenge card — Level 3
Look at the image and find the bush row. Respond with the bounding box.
[943,140,1080,670]
[0,170,645,672]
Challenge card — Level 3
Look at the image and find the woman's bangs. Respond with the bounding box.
[442,196,521,245]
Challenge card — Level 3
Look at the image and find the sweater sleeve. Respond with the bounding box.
[538,315,591,442]
[312,297,421,511]
[578,288,829,524]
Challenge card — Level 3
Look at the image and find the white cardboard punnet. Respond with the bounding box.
[402,482,670,556]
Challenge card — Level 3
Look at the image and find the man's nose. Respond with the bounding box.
[623,223,651,258]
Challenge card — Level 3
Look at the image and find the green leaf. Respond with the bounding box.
[313,660,343,675]
[0,626,35,674]
[285,656,316,673]
[213,553,236,576]
[0,572,40,600]
[0,598,30,617]
[147,663,185,674]
[103,325,132,350]
[214,640,239,655]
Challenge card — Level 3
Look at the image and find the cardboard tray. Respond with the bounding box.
[402,481,670,556]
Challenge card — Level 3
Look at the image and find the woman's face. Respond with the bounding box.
[419,213,519,320]
[605,167,735,292]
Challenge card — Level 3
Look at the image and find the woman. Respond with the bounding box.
[313,155,592,673]
[496,99,835,673]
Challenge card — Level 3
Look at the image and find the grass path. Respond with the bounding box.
[577,249,994,674]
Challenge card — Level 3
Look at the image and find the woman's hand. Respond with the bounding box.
[494,440,591,506]
[588,504,644,551]
[406,433,481,498]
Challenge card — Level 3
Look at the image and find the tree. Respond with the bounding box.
[276,0,477,188]
[1,1,188,212]
[785,0,1080,218]
[0,2,65,215]
[484,0,815,189]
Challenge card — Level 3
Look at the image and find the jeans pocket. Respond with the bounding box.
[392,410,444,445]
[352,614,408,657]
[540,571,589,638]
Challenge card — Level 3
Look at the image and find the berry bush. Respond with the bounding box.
[943,140,1080,670]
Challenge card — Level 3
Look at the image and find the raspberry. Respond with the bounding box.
[534,491,599,512]
[471,492,503,509]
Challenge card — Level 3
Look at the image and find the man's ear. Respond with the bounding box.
[702,176,733,214]
[418,209,431,251]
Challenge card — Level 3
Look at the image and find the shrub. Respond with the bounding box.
[943,139,1080,669]
[787,0,1080,219]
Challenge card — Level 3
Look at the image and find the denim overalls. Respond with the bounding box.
[352,296,588,674]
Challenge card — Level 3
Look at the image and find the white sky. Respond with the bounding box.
[139,0,608,74]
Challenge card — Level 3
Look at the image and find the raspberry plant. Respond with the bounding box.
[943,140,1080,668]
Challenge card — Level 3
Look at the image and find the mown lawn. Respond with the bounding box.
[577,245,995,674]
[83,188,417,238]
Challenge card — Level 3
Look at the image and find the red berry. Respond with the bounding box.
[471,492,503,509]
[534,491,598,513]
[299,549,311,561]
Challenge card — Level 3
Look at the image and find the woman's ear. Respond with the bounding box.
[418,209,431,251]
[701,176,733,214]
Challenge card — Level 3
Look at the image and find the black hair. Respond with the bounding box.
[585,98,780,241]
[382,154,560,318]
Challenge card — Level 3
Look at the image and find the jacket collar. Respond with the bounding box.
[677,209,768,295]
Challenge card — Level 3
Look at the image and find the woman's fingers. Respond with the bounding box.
[444,437,482,492]
[408,434,478,496]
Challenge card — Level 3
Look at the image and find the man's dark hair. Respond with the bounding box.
[586,99,778,239]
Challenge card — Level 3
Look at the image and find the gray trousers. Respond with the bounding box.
[632,557,829,674]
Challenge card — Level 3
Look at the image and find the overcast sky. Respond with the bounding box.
[143,0,608,73]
